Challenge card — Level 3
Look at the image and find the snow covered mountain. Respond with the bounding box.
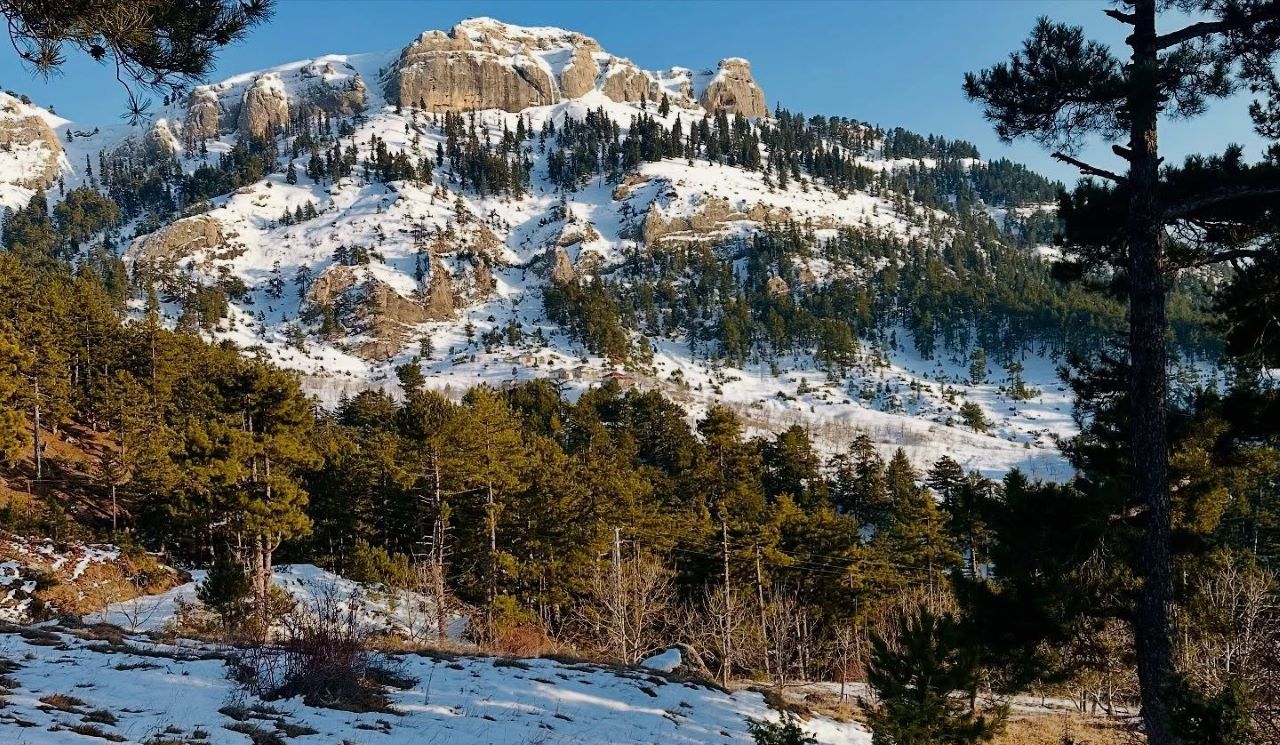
[0,17,1077,479]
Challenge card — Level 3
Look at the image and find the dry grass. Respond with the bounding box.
[993,712,1139,745]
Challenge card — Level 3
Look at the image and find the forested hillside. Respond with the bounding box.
[0,7,1276,745]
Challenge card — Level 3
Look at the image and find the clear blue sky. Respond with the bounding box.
[0,0,1267,182]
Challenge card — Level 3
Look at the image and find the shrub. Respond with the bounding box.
[865,608,1004,745]
[232,582,412,712]
[747,713,817,745]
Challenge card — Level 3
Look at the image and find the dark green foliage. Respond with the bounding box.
[1166,677,1253,745]
[747,713,817,745]
[198,552,252,628]
[867,609,1003,745]
[1,0,274,119]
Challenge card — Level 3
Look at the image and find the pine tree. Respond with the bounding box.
[867,609,1004,745]
[965,9,1280,741]
[0,330,33,465]
[958,401,987,433]
[968,347,986,385]
[285,161,298,185]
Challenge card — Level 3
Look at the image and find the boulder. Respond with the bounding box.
[128,215,225,265]
[699,58,767,119]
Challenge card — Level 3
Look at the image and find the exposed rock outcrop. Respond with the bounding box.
[298,62,367,116]
[383,20,764,116]
[0,95,64,191]
[555,219,600,247]
[128,215,225,265]
[559,45,599,98]
[184,88,221,140]
[141,120,180,161]
[306,264,456,360]
[700,58,767,119]
[239,74,290,140]
[548,246,577,284]
[643,195,794,246]
[422,261,458,320]
[601,60,655,103]
[384,27,557,111]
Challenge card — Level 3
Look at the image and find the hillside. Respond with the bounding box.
[0,17,1146,478]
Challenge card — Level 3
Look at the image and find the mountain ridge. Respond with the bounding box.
[0,17,1100,480]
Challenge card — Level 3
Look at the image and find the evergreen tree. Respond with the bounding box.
[965,8,1280,741]
[867,609,1004,745]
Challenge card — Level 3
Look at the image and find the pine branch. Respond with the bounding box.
[1103,8,1137,25]
[1051,151,1127,183]
[1156,2,1280,50]
[1164,184,1280,219]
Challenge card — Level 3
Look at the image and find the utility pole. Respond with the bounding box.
[32,377,42,481]
[721,520,733,687]
[612,526,624,661]
[755,545,770,682]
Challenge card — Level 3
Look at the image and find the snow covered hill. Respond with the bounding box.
[0,599,871,745]
[0,17,1076,478]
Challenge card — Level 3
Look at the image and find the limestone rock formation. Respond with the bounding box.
[601,60,655,103]
[239,74,290,140]
[700,58,767,119]
[128,215,225,265]
[306,264,455,360]
[298,63,367,116]
[384,26,557,112]
[184,88,221,140]
[559,45,599,99]
[0,94,64,191]
[643,195,794,246]
[422,260,458,320]
[548,246,577,284]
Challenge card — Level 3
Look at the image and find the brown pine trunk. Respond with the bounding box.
[1127,4,1176,744]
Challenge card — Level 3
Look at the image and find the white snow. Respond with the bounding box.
[0,623,872,744]
[90,564,467,641]
[640,647,682,673]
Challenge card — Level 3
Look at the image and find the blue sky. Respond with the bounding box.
[0,0,1267,182]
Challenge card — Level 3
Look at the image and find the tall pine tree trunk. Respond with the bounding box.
[1127,4,1176,743]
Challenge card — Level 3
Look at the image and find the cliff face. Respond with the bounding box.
[238,74,291,140]
[382,18,765,116]
[182,59,366,143]
[383,24,558,112]
[700,58,768,119]
[600,60,656,104]
[0,93,65,193]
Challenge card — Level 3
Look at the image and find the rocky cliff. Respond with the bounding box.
[382,18,765,116]
[0,93,65,193]
[700,58,768,119]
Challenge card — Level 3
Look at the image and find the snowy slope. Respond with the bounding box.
[89,564,468,642]
[0,623,871,745]
[1,18,1078,479]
